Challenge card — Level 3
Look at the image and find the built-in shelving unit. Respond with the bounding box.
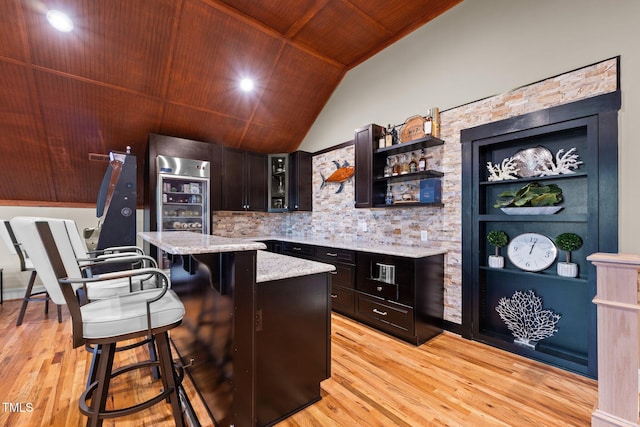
[461,91,621,378]
[354,124,445,209]
[372,135,444,208]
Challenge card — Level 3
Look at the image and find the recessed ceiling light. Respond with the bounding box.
[46,10,74,32]
[239,78,255,92]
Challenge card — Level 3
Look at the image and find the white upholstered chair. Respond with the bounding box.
[1,218,61,325]
[10,216,187,426]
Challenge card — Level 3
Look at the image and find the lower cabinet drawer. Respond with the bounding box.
[330,285,355,316]
[356,294,414,335]
[331,263,355,289]
[282,242,315,259]
[357,277,398,301]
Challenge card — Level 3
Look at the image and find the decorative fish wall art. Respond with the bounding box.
[320,160,354,193]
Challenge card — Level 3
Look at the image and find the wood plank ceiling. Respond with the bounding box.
[0,0,461,205]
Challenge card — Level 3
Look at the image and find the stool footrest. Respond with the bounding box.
[79,359,185,419]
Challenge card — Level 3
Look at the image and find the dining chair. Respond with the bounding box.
[11,216,187,427]
[1,219,61,325]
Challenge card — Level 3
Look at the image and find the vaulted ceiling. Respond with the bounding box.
[0,0,461,205]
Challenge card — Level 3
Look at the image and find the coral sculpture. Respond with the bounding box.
[495,290,561,349]
[486,157,520,181]
[537,148,583,176]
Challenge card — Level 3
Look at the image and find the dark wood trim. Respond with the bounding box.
[312,139,354,156]
[442,319,463,336]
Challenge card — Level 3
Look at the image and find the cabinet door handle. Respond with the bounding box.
[373,308,388,316]
[326,252,338,257]
[376,286,383,292]
[330,294,338,299]
[292,247,302,251]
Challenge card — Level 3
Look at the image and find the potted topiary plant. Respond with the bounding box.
[555,232,583,277]
[487,230,508,268]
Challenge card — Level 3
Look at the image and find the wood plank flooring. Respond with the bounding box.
[0,299,597,426]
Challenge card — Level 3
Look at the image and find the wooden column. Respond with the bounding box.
[589,253,640,427]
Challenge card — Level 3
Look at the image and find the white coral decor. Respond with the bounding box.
[537,147,583,176]
[486,157,519,181]
[495,290,561,348]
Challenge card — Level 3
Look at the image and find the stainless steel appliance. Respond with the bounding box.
[376,262,396,284]
[156,155,210,267]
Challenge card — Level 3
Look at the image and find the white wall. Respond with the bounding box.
[299,0,640,254]
[0,206,144,300]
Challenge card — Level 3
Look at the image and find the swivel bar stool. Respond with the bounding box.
[11,216,187,427]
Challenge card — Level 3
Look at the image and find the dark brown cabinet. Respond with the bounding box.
[221,148,267,211]
[354,124,383,208]
[255,272,330,426]
[355,251,444,345]
[281,242,357,317]
[288,151,312,211]
[315,246,357,317]
[268,240,444,345]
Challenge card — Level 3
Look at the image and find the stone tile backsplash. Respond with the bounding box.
[212,57,618,324]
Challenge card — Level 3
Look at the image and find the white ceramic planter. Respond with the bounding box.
[488,255,504,269]
[557,262,578,278]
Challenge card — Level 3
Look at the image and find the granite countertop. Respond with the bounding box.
[256,251,335,283]
[254,235,447,258]
[139,231,266,254]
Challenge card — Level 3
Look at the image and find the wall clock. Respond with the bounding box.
[507,232,558,272]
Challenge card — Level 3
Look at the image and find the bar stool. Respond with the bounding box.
[0,219,61,324]
[11,217,187,427]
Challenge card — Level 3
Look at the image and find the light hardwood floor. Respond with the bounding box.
[0,299,597,426]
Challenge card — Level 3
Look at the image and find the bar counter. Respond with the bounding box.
[138,231,334,427]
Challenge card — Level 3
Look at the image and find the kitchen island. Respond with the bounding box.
[138,231,335,427]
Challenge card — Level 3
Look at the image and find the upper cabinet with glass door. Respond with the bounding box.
[268,154,289,212]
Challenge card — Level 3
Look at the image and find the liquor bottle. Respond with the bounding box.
[409,152,417,174]
[400,153,410,175]
[391,125,399,145]
[384,157,392,177]
[418,149,427,172]
[424,110,432,136]
[391,155,400,176]
[385,185,394,205]
[378,128,386,149]
[431,107,440,138]
[385,124,394,147]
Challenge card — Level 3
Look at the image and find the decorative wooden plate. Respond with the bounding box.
[400,115,426,143]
